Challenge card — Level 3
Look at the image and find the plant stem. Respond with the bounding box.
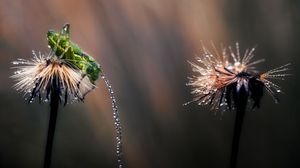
[230,87,248,168]
[44,77,60,168]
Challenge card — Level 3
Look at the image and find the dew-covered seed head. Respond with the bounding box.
[187,42,290,111]
[11,51,95,104]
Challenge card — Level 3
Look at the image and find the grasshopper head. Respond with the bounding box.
[47,24,71,56]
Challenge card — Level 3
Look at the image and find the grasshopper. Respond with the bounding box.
[47,23,101,84]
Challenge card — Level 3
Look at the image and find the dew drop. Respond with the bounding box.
[29,99,34,103]
[234,62,241,66]
[220,103,226,106]
[14,71,22,74]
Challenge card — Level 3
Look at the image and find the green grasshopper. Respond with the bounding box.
[47,25,123,166]
[47,24,101,84]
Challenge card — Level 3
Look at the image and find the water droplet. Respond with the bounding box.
[234,62,241,66]
[14,71,21,74]
[102,74,123,168]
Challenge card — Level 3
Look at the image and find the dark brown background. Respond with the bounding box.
[0,0,299,167]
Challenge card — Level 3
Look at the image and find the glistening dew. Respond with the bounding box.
[186,42,291,111]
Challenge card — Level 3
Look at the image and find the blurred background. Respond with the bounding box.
[0,0,299,167]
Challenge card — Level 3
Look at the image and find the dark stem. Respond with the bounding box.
[230,87,248,168]
[44,77,60,168]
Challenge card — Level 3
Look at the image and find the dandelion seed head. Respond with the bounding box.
[187,43,290,110]
[11,51,95,104]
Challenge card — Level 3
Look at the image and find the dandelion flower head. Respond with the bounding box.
[11,51,95,105]
[187,42,290,111]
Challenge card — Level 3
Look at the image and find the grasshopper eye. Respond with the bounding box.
[47,30,55,38]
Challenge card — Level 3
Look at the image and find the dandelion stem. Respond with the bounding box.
[101,74,123,168]
[44,76,60,168]
[230,87,248,168]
